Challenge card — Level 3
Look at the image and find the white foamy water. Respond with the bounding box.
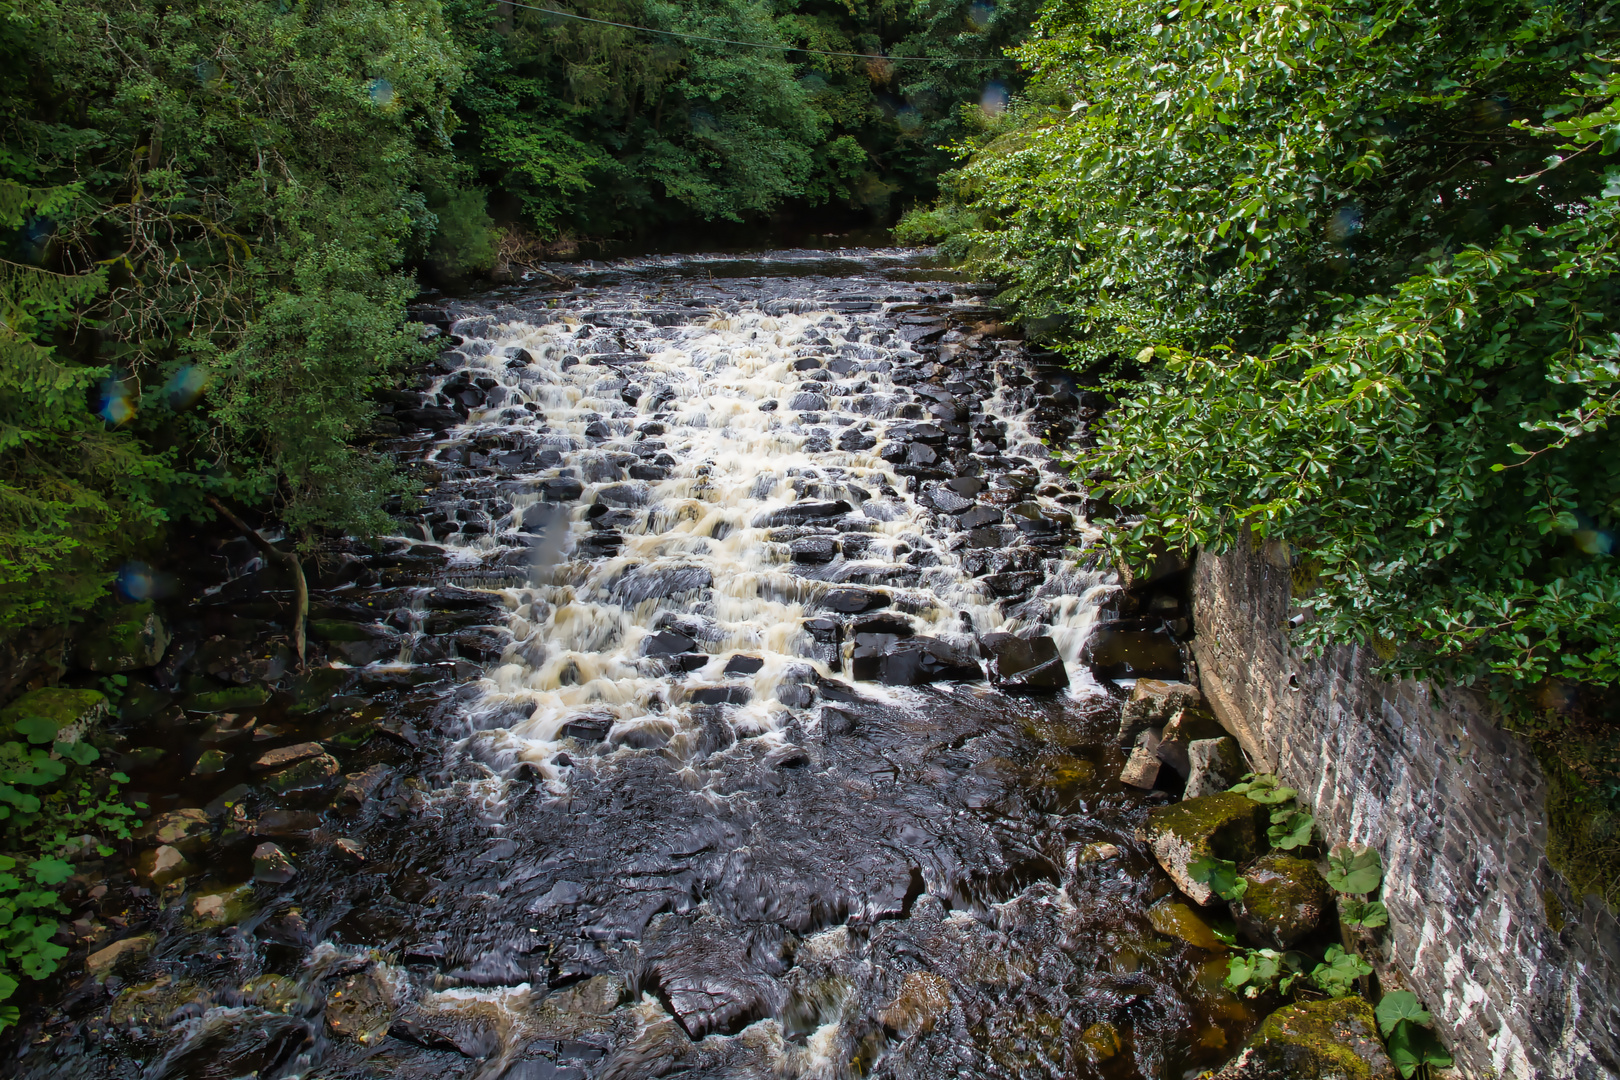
[394,267,1113,790]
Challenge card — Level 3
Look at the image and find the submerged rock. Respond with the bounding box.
[878,971,952,1037]
[86,934,155,982]
[1083,618,1184,680]
[978,632,1069,692]
[1145,792,1269,904]
[1213,997,1397,1079]
[1147,897,1229,951]
[253,842,296,884]
[1231,854,1332,949]
[264,752,341,794]
[326,963,401,1045]
[136,808,211,853]
[137,844,193,886]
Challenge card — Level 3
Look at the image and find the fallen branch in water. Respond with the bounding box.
[206,496,308,669]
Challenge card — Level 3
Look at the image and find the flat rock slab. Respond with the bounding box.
[1145,792,1268,905]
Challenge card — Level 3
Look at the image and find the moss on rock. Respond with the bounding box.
[1,687,107,740]
[74,601,171,672]
[1212,997,1397,1079]
[1146,792,1269,905]
[1148,897,1229,950]
[1231,853,1332,949]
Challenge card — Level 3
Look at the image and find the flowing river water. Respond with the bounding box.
[15,249,1263,1079]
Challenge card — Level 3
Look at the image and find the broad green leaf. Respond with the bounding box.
[1375,990,1431,1036]
[1325,844,1384,894]
[1387,1019,1454,1078]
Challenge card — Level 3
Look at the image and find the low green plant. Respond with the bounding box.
[0,711,143,1030]
[1230,773,1319,851]
[1188,855,1248,902]
[1376,990,1455,1078]
[1341,899,1391,930]
[1309,944,1374,998]
[1223,946,1307,997]
[1325,844,1385,896]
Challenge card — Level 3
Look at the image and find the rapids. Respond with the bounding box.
[13,249,1262,1080]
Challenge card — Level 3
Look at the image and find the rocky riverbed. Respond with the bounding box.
[3,249,1328,1080]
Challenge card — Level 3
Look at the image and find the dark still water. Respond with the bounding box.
[14,249,1260,1079]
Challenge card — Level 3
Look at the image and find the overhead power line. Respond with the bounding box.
[500,1,1015,63]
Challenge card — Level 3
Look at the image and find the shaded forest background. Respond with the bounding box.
[1,0,1034,633]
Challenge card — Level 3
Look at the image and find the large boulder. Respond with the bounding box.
[1231,853,1332,949]
[74,601,170,672]
[1,687,107,742]
[1116,679,1202,748]
[1145,792,1269,905]
[1185,736,1246,799]
[1155,706,1228,778]
[1082,618,1183,681]
[978,633,1069,693]
[1212,997,1397,1079]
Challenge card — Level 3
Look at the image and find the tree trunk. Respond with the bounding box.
[206,496,308,668]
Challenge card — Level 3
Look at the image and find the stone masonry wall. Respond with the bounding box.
[1190,543,1620,1080]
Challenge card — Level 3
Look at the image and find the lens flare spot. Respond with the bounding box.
[368,78,396,106]
[161,364,209,410]
[968,1,995,30]
[1575,529,1613,556]
[96,378,136,427]
[980,82,1009,117]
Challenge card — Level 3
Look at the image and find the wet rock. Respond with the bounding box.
[253,842,296,883]
[978,633,1069,693]
[596,482,651,508]
[688,685,751,706]
[1117,678,1202,748]
[334,838,367,862]
[1119,744,1163,790]
[642,630,697,657]
[136,809,211,853]
[338,764,395,806]
[1145,792,1269,904]
[983,570,1044,597]
[264,752,341,794]
[541,477,586,501]
[878,637,982,685]
[957,505,1003,528]
[192,748,232,775]
[1082,618,1184,680]
[921,486,973,514]
[611,566,712,603]
[821,587,889,613]
[74,601,171,671]
[878,971,952,1037]
[397,406,463,430]
[641,915,789,1039]
[723,654,764,675]
[1230,854,1332,949]
[1186,737,1246,799]
[789,536,838,564]
[789,392,827,411]
[1212,997,1397,1079]
[310,621,399,665]
[86,934,155,982]
[255,809,321,837]
[1155,706,1228,778]
[190,884,255,928]
[186,683,272,713]
[1148,897,1229,951]
[326,963,400,1045]
[837,428,876,451]
[1079,1021,1121,1062]
[1077,842,1121,864]
[287,666,358,717]
[755,499,852,527]
[253,741,326,771]
[137,844,193,886]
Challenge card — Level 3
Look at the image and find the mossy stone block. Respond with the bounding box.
[1,687,107,740]
[264,751,341,794]
[1146,791,1268,905]
[1232,853,1332,949]
[287,666,357,716]
[75,601,171,672]
[185,684,272,713]
[1212,997,1397,1079]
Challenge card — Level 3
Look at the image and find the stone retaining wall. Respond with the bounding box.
[1189,543,1620,1080]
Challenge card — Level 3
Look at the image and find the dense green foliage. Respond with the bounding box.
[0,694,142,1026]
[450,0,1039,243]
[0,0,1035,635]
[908,0,1619,700]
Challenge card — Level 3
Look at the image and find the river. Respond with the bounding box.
[16,249,1259,1079]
